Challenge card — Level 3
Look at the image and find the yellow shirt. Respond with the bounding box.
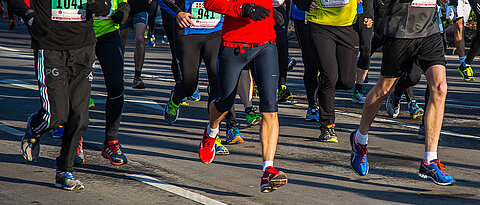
[306,0,357,27]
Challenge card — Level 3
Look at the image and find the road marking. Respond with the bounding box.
[0,46,21,52]
[0,124,24,136]
[0,80,165,112]
[126,173,227,205]
[286,102,480,140]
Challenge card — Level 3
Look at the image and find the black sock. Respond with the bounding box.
[354,83,363,92]
[135,70,141,77]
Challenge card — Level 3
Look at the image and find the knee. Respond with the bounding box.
[260,98,278,112]
[106,83,124,99]
[430,81,448,99]
[135,35,144,44]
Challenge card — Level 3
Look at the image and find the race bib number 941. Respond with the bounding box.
[51,0,87,21]
[190,2,221,29]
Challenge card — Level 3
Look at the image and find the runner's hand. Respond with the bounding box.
[357,0,362,4]
[111,2,130,24]
[23,10,50,39]
[88,0,112,17]
[364,18,373,29]
[241,3,270,21]
[176,12,195,28]
[309,2,318,12]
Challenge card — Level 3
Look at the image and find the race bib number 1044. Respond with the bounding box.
[51,0,87,21]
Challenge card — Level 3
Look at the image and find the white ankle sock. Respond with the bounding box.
[262,161,274,172]
[206,124,218,138]
[424,152,437,164]
[355,129,368,145]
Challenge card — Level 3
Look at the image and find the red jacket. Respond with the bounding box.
[204,0,276,44]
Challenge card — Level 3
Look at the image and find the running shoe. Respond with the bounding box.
[101,140,128,166]
[215,136,229,155]
[132,76,146,89]
[180,98,189,106]
[277,84,293,102]
[245,107,262,127]
[9,18,16,30]
[305,106,319,122]
[188,88,201,102]
[74,137,85,165]
[352,90,366,104]
[164,90,180,124]
[198,127,217,164]
[89,98,95,109]
[417,125,425,140]
[21,113,41,162]
[287,57,296,71]
[226,125,244,144]
[458,64,475,81]
[260,166,287,193]
[418,159,455,186]
[52,126,64,139]
[350,131,369,176]
[385,94,401,118]
[55,171,85,191]
[148,35,156,47]
[319,124,338,143]
[408,100,424,119]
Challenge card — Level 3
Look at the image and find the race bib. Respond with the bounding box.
[93,0,115,19]
[411,0,436,7]
[320,0,349,7]
[190,2,221,29]
[51,0,87,21]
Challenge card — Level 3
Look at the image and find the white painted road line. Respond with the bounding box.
[126,173,227,205]
[0,46,21,52]
[0,124,24,137]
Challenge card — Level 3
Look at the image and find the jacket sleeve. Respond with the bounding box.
[292,0,313,12]
[6,0,31,18]
[363,0,373,19]
[156,0,182,16]
[204,0,244,17]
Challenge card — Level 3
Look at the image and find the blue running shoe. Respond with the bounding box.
[226,125,244,145]
[21,113,41,162]
[52,126,64,139]
[164,90,180,124]
[189,88,201,102]
[350,131,368,176]
[305,106,319,122]
[55,171,85,191]
[418,159,455,186]
[408,100,424,120]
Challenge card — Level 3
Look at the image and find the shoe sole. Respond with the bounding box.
[261,172,288,193]
[226,136,244,145]
[55,183,85,191]
[418,172,455,186]
[411,109,424,120]
[132,82,146,89]
[319,138,338,143]
[352,98,365,104]
[246,118,261,127]
[101,151,127,166]
[305,118,319,122]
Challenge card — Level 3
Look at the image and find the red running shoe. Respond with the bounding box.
[198,127,216,164]
[261,166,287,193]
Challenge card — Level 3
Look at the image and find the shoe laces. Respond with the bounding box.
[77,140,83,155]
[359,145,368,162]
[107,143,121,153]
[433,160,448,175]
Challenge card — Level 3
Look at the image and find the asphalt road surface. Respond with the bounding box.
[0,19,479,205]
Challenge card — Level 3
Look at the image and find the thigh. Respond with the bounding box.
[217,46,249,100]
[309,23,338,83]
[253,43,279,112]
[201,31,222,84]
[95,31,125,91]
[417,34,446,72]
[381,37,416,78]
[176,35,202,82]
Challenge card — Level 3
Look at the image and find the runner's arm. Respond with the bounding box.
[204,0,245,17]
[156,0,182,16]
[363,0,373,19]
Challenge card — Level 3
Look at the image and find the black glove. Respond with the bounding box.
[273,9,284,26]
[111,2,130,24]
[88,0,112,17]
[23,12,50,39]
[241,3,270,21]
